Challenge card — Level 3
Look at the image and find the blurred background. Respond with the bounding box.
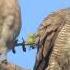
[7,0,70,70]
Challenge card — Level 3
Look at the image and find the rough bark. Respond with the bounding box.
[34,8,70,70]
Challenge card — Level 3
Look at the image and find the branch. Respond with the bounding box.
[14,39,38,52]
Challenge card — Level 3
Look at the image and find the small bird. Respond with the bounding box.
[26,33,37,49]
[26,33,36,45]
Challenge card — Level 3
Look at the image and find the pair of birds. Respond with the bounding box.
[0,0,39,63]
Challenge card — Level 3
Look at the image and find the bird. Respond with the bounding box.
[0,0,21,60]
